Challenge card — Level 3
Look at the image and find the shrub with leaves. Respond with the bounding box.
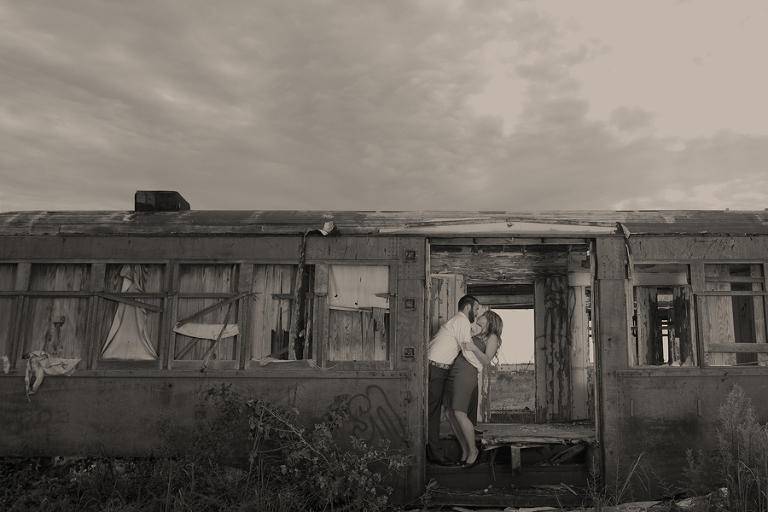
[214,388,413,512]
[1,388,410,512]
[684,384,768,512]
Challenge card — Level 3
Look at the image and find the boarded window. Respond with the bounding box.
[631,265,696,367]
[0,264,16,359]
[173,264,239,362]
[327,265,390,362]
[22,264,92,359]
[29,264,90,291]
[698,264,768,366]
[97,264,165,361]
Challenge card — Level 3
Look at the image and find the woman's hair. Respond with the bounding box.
[480,310,503,347]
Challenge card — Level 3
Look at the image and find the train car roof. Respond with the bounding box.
[1,209,768,237]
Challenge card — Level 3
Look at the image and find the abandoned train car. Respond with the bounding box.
[2,192,768,502]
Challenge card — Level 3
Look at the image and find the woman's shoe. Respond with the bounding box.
[461,452,481,468]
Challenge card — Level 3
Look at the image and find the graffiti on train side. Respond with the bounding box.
[348,385,406,444]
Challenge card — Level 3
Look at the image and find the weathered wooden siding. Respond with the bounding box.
[600,235,768,498]
[534,276,571,422]
[593,237,629,493]
[430,246,574,283]
[569,285,591,420]
[0,233,427,504]
[3,209,768,237]
[429,274,465,340]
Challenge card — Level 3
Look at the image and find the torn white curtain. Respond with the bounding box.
[173,323,239,340]
[101,265,158,360]
[25,351,81,394]
[329,265,389,309]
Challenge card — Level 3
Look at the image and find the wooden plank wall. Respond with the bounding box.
[608,236,768,498]
[534,276,571,422]
[430,247,571,283]
[0,233,427,501]
[174,264,238,362]
[472,302,491,423]
[700,265,737,366]
[569,285,590,420]
[673,286,697,366]
[0,264,16,360]
[593,237,629,490]
[251,264,295,361]
[20,264,92,361]
[328,309,388,361]
[428,274,465,340]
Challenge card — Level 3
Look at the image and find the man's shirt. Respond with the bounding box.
[428,311,472,365]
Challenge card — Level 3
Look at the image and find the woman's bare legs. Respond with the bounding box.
[445,407,469,461]
[453,410,479,465]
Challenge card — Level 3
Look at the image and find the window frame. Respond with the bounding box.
[312,259,398,371]
[693,261,768,367]
[93,262,169,370]
[168,262,244,371]
[629,264,697,368]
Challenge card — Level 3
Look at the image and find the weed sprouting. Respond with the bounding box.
[684,384,768,512]
[0,388,412,511]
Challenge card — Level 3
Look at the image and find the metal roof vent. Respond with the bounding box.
[135,191,190,212]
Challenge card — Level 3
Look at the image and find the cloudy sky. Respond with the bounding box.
[2,0,767,213]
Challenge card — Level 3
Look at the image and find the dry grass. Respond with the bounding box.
[489,369,535,412]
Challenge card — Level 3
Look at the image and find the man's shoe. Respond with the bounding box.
[430,458,460,467]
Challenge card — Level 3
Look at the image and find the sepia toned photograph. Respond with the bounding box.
[1,1,767,510]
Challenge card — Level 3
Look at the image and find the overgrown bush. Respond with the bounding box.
[684,384,768,512]
[0,388,412,512]
[215,386,412,511]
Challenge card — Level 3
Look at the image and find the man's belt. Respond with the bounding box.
[429,360,451,370]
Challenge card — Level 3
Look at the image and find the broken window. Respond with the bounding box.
[98,264,165,361]
[698,264,768,366]
[326,265,391,362]
[250,264,314,362]
[631,264,697,367]
[172,264,241,367]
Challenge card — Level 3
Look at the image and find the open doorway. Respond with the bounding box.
[426,240,598,498]
[428,240,595,423]
[486,308,535,423]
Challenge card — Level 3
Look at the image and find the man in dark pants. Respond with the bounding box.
[426,295,481,465]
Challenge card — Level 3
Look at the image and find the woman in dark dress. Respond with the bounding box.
[443,310,502,467]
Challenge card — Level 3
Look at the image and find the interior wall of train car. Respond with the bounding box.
[428,238,595,426]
